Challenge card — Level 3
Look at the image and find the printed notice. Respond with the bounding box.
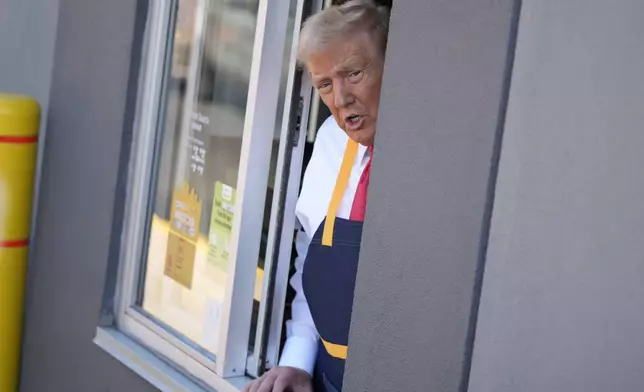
[207,182,236,271]
[189,111,209,176]
[165,182,202,289]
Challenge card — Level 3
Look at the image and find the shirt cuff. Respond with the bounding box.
[278,336,319,375]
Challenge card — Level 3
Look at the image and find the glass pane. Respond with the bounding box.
[138,0,264,356]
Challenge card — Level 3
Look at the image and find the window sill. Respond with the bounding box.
[94,327,250,392]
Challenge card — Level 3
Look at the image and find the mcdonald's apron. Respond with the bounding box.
[302,139,365,392]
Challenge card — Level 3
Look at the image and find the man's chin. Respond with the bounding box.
[355,136,375,147]
[354,131,375,147]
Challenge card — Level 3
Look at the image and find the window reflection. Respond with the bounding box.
[139,0,263,356]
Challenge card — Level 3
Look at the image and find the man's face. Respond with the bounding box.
[307,32,384,146]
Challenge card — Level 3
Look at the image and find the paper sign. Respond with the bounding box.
[165,234,197,289]
[207,182,236,271]
[165,182,202,289]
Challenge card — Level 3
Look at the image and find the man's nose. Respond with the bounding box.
[334,82,354,108]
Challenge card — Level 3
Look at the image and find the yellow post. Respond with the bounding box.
[0,93,39,392]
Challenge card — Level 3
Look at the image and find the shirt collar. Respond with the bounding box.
[357,142,371,162]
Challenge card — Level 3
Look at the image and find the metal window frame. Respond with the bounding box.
[114,0,297,387]
[246,0,327,376]
[214,0,294,378]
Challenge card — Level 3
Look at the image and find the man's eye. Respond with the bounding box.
[348,70,363,80]
[318,82,332,92]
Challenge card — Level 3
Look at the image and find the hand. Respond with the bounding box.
[243,366,313,392]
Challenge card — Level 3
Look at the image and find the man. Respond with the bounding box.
[245,1,389,391]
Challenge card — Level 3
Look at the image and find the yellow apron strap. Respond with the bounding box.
[322,139,359,247]
[321,338,349,360]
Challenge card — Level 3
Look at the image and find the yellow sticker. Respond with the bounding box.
[164,182,202,289]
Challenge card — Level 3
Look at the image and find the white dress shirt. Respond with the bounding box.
[278,115,371,375]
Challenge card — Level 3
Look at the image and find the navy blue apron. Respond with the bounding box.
[302,139,364,392]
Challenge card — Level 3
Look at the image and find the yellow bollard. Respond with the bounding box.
[0,93,39,392]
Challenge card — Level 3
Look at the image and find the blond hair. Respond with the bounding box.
[297,0,390,66]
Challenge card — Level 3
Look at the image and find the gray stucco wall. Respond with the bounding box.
[19,1,156,391]
[344,1,520,391]
[468,1,644,391]
[0,0,59,258]
[0,0,58,117]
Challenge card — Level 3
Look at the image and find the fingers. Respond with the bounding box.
[245,375,266,392]
[256,372,278,392]
[243,380,255,392]
[294,382,314,392]
[272,376,287,392]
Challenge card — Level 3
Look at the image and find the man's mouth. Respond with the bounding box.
[345,115,364,130]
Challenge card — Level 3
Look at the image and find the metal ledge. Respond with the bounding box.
[94,327,251,392]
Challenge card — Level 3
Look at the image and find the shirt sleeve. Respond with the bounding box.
[278,225,319,375]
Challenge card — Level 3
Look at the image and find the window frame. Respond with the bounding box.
[245,0,327,376]
[109,0,304,388]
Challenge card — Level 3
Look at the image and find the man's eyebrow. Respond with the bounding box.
[337,62,373,74]
[336,56,373,70]
[310,72,327,80]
